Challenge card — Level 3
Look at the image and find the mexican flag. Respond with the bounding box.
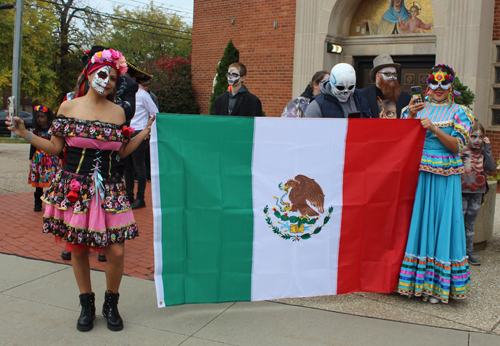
[151,114,425,307]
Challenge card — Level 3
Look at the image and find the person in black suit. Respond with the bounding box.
[211,63,263,116]
[359,54,411,119]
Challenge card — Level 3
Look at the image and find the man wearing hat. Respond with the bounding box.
[124,65,158,210]
[137,79,159,109]
[359,54,411,119]
[136,78,158,182]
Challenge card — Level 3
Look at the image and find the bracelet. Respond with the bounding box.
[24,132,34,142]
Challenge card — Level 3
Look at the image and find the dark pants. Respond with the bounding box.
[462,193,482,254]
[145,142,151,181]
[124,131,149,201]
[34,187,43,207]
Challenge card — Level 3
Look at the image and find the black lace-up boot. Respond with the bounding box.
[102,290,123,331]
[77,292,95,331]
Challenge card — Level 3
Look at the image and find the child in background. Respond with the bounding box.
[29,105,60,211]
[461,122,495,265]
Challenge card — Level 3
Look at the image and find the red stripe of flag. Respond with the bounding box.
[337,119,426,294]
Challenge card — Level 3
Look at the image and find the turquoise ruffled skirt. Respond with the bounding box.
[397,171,470,303]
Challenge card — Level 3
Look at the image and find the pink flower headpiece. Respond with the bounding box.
[84,49,128,78]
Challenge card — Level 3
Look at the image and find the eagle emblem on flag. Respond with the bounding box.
[264,175,333,242]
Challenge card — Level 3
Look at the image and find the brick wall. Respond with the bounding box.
[192,0,296,116]
[494,0,500,41]
[489,0,500,166]
[486,131,500,168]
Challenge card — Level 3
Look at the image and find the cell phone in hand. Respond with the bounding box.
[410,86,423,104]
[7,96,17,128]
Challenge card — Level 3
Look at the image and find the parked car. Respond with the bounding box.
[0,109,34,134]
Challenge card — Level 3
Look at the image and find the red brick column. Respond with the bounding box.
[488,0,500,176]
[494,0,500,40]
[486,130,500,165]
[192,0,297,116]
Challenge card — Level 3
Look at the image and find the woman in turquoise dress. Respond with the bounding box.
[397,63,473,304]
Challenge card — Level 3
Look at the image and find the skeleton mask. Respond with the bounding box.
[226,67,242,86]
[91,66,112,94]
[330,63,356,103]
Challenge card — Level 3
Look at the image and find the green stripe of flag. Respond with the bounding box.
[156,114,255,305]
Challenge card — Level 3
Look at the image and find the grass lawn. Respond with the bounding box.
[0,136,27,143]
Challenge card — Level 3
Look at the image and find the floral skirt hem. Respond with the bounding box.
[29,181,51,188]
[43,215,138,248]
[396,253,470,304]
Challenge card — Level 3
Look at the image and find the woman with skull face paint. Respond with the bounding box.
[6,49,155,332]
[396,64,474,304]
[460,122,495,266]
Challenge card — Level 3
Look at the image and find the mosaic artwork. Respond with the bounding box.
[350,0,434,36]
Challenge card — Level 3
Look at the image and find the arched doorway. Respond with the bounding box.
[328,0,437,89]
[292,0,438,96]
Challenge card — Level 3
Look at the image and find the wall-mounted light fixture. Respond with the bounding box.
[273,21,278,29]
[327,43,343,54]
[231,19,235,25]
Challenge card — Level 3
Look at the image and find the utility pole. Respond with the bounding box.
[11,0,24,139]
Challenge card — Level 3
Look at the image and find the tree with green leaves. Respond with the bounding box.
[453,76,476,109]
[0,0,59,108]
[51,0,108,102]
[209,39,239,114]
[104,2,192,63]
[142,56,199,114]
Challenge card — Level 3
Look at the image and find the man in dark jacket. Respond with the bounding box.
[305,63,371,118]
[359,54,411,119]
[211,62,263,116]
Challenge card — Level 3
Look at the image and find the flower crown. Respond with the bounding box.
[426,63,455,84]
[34,105,48,113]
[427,71,454,83]
[90,49,128,76]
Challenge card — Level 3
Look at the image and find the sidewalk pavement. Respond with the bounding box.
[1,143,500,345]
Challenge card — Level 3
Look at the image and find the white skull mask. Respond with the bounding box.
[330,63,356,103]
[91,66,112,94]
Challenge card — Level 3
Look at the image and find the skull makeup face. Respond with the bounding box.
[469,131,484,149]
[226,67,243,86]
[91,66,112,94]
[292,97,308,117]
[330,63,356,103]
[378,67,398,82]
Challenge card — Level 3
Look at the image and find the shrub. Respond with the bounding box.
[453,76,476,109]
[209,39,239,114]
[142,56,199,114]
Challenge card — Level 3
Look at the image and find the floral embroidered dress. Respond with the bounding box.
[42,116,138,248]
[396,101,473,303]
[28,129,60,188]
